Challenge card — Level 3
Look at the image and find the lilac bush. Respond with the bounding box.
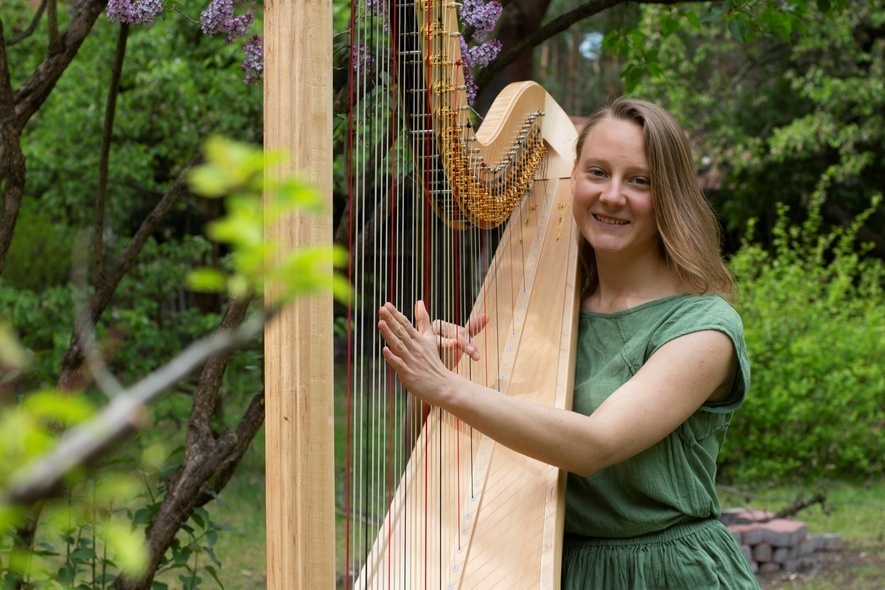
[106,0,263,84]
[242,35,264,86]
[106,0,164,26]
[457,0,503,104]
[200,0,254,43]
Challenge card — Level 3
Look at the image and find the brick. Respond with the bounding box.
[749,560,759,574]
[753,542,773,563]
[823,533,844,551]
[719,509,744,526]
[720,508,775,525]
[742,544,753,563]
[760,519,807,547]
[772,547,791,564]
[731,523,764,545]
[798,539,816,557]
[811,534,827,551]
[759,562,781,574]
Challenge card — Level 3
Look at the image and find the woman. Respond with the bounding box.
[378,97,760,588]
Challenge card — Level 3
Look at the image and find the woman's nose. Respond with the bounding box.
[599,179,625,205]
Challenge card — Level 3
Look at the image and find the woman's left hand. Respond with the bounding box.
[378,301,471,403]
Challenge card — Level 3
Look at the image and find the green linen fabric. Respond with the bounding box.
[562,294,759,589]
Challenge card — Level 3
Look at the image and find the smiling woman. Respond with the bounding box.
[572,98,735,308]
[378,97,760,589]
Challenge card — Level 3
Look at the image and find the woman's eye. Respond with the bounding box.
[588,168,605,177]
[633,176,650,186]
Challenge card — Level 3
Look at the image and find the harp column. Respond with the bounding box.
[264,0,335,588]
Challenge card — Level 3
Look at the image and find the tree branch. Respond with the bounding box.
[0,18,27,273]
[46,0,61,53]
[92,22,129,284]
[475,0,689,88]
[13,0,109,128]
[58,153,203,389]
[1,307,271,505]
[6,0,47,47]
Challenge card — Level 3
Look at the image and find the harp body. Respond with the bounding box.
[346,1,582,586]
[355,153,580,588]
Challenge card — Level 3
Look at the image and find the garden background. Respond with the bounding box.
[0,0,883,587]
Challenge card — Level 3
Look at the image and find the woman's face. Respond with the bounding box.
[571,118,659,262]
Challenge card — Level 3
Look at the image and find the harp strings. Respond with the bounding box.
[345,1,530,587]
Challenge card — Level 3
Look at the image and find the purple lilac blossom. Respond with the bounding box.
[459,37,478,105]
[242,35,264,85]
[459,0,502,42]
[201,0,254,44]
[106,0,164,26]
[366,0,386,17]
[466,39,501,69]
[352,43,374,72]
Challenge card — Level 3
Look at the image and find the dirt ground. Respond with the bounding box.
[759,541,885,589]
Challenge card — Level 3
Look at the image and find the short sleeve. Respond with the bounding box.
[647,296,751,413]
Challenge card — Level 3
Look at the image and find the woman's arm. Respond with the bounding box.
[379,301,738,477]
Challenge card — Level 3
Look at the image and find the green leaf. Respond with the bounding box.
[187,266,229,291]
[699,6,725,23]
[660,14,678,36]
[21,390,95,427]
[106,520,149,576]
[621,63,645,93]
[727,16,749,43]
[204,564,224,587]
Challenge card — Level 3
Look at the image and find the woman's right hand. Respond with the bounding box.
[431,312,489,371]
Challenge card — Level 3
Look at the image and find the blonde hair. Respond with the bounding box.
[575,97,735,301]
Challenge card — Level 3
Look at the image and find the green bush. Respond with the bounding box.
[722,193,885,482]
[3,200,73,292]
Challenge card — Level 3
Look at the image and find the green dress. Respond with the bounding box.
[562,294,760,589]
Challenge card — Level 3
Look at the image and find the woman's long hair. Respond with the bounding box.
[574,97,735,302]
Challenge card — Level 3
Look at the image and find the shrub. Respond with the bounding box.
[722,193,885,482]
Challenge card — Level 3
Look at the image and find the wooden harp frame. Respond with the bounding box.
[264,0,580,587]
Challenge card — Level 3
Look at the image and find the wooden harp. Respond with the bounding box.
[342,1,582,588]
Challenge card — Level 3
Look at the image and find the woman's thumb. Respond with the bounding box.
[414,300,432,334]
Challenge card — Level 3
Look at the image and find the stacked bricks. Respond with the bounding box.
[720,509,843,575]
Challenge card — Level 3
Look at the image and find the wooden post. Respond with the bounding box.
[263,0,335,588]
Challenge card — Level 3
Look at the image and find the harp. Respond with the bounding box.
[264,0,580,588]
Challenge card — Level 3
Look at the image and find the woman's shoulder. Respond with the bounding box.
[652,293,744,334]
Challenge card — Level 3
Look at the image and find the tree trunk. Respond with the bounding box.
[0,0,109,269]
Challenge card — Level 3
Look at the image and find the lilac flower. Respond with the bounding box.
[106,0,164,26]
[201,0,255,44]
[243,35,264,85]
[459,0,502,42]
[459,37,478,104]
[366,0,386,17]
[466,39,501,69]
[352,43,373,72]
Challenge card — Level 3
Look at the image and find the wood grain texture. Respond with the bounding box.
[264,0,336,587]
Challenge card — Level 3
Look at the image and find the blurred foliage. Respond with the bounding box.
[0,392,150,587]
[0,134,346,587]
[723,188,885,482]
[187,137,351,303]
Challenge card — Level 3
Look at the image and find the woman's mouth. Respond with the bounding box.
[594,214,629,225]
